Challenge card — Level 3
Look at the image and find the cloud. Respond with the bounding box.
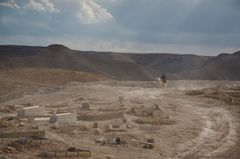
[0,0,20,9]
[179,0,240,34]
[0,0,239,55]
[0,15,16,24]
[0,0,113,23]
[0,0,59,13]
[76,0,113,24]
[34,22,53,31]
[24,0,59,13]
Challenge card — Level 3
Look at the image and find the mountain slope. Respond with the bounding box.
[129,53,212,73]
[180,52,240,80]
[0,44,239,80]
[0,44,151,80]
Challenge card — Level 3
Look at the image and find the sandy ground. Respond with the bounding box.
[1,80,240,159]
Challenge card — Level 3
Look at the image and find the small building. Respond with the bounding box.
[17,106,46,117]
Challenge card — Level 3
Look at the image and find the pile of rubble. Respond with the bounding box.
[0,105,16,113]
[0,140,31,155]
[0,117,25,129]
[186,85,240,105]
[95,136,156,150]
[130,104,175,125]
[96,137,125,146]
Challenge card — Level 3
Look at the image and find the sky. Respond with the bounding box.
[0,0,240,55]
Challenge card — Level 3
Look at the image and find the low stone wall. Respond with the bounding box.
[17,106,46,117]
[51,113,77,125]
[78,112,124,121]
[41,150,91,158]
[0,130,45,138]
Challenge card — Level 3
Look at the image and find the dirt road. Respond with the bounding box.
[171,97,239,159]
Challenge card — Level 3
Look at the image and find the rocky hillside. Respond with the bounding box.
[0,44,239,80]
[178,51,240,80]
[0,44,150,80]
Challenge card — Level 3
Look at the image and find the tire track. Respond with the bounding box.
[173,104,238,159]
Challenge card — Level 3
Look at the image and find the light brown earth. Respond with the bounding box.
[0,80,240,159]
[0,68,109,103]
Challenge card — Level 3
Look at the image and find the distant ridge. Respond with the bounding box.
[233,50,240,55]
[0,44,239,80]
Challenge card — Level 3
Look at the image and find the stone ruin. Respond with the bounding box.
[106,121,127,132]
[17,106,46,117]
[118,96,124,107]
[131,104,174,125]
[50,113,77,128]
[78,103,91,112]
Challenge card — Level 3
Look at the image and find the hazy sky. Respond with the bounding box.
[0,0,240,55]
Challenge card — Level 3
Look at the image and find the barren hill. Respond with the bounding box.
[0,44,150,80]
[128,53,212,73]
[0,44,239,80]
[177,51,240,80]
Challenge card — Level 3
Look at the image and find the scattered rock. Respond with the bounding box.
[105,155,115,159]
[96,137,107,145]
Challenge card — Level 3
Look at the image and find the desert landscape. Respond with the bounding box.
[0,79,240,159]
[1,0,240,158]
[0,45,240,159]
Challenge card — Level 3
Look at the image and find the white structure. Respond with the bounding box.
[34,117,50,125]
[50,113,77,125]
[17,106,46,117]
